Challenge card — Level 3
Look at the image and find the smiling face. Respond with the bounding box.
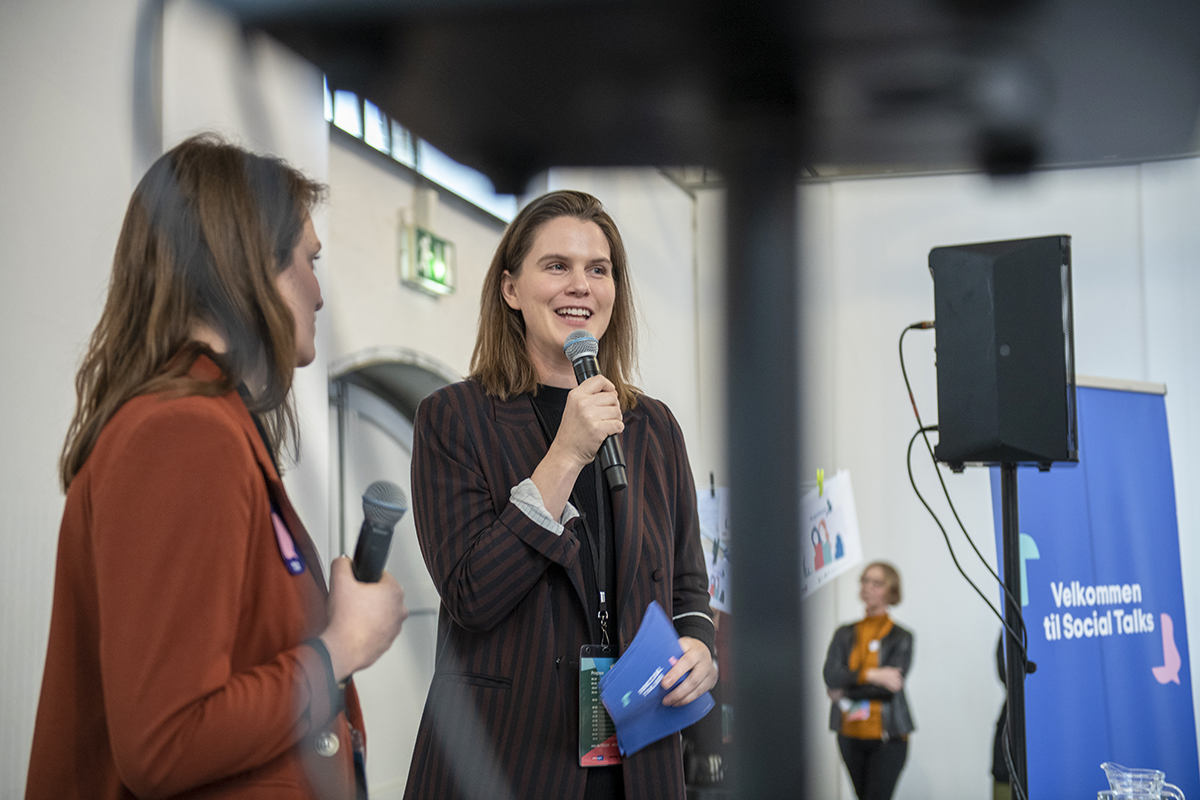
[274,215,323,367]
[500,216,615,384]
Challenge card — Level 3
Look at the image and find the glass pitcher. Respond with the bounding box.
[1101,762,1185,800]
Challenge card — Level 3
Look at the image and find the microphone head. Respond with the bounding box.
[362,480,408,528]
[563,330,599,363]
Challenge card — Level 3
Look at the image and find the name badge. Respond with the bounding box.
[841,698,872,722]
[579,645,622,766]
[271,510,306,575]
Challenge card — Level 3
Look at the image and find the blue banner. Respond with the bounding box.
[991,385,1198,798]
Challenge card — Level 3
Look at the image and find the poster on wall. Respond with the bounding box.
[991,384,1199,799]
[800,470,863,600]
[697,487,730,614]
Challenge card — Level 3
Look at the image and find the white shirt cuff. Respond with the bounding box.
[509,478,580,536]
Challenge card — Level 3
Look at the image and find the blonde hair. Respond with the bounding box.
[60,134,325,489]
[862,561,902,606]
[469,190,640,410]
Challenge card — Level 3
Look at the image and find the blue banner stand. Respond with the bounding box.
[991,380,1199,799]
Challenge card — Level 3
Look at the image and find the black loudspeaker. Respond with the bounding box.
[930,235,1078,471]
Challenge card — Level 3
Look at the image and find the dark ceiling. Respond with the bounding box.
[210,0,1200,188]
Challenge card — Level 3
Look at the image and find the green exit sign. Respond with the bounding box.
[400,225,456,296]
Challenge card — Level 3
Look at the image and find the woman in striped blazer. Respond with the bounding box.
[404,190,717,800]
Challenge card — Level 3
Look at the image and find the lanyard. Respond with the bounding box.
[529,394,611,649]
[238,385,308,576]
[238,383,282,478]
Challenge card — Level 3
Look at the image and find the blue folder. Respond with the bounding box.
[599,601,715,756]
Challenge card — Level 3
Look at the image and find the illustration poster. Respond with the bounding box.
[697,487,730,614]
[800,470,863,600]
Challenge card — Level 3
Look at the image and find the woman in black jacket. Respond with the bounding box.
[824,561,914,800]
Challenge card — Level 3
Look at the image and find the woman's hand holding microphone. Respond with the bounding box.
[531,375,624,519]
[320,557,409,683]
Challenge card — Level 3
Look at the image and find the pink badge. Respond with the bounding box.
[271,510,306,575]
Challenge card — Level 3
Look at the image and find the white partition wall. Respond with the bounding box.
[782,162,1200,799]
[0,2,141,793]
[1141,158,1200,782]
[1,1,328,793]
[333,380,440,798]
[162,0,333,557]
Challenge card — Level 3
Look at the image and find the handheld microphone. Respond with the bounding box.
[563,330,628,492]
[351,480,408,583]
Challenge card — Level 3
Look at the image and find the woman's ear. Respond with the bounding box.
[500,270,521,310]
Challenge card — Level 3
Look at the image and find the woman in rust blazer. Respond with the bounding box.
[26,135,408,800]
[404,191,718,800]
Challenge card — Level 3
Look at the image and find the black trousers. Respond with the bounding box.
[838,734,908,800]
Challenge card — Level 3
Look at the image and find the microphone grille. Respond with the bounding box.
[563,330,599,362]
[362,480,408,527]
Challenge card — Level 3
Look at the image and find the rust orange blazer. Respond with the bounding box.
[27,358,364,799]
[403,380,715,800]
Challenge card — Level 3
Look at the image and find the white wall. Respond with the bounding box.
[325,140,503,379]
[695,188,729,486]
[1141,158,1200,775]
[0,0,327,794]
[163,0,332,555]
[0,1,140,793]
[785,162,1200,799]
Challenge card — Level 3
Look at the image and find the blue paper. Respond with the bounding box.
[599,601,715,756]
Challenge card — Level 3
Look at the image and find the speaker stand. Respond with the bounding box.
[1001,462,1029,797]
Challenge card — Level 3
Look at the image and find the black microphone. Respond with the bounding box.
[351,480,408,582]
[563,330,627,492]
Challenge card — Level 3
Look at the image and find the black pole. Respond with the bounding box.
[723,116,804,800]
[1001,463,1028,797]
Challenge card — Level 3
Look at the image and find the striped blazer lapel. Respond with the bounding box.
[613,403,646,639]
[491,392,589,616]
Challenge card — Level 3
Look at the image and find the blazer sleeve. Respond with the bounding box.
[90,401,332,799]
[888,627,914,675]
[826,626,912,701]
[824,626,851,688]
[841,684,895,701]
[823,625,869,692]
[660,403,716,655]
[411,386,581,632]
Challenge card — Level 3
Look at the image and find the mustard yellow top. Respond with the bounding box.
[841,613,893,740]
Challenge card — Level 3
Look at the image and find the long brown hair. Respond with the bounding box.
[60,134,326,489]
[469,190,640,409]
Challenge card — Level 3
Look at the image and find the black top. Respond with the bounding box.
[531,385,625,799]
[530,384,618,645]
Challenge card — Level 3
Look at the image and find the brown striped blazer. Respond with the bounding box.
[403,380,714,800]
